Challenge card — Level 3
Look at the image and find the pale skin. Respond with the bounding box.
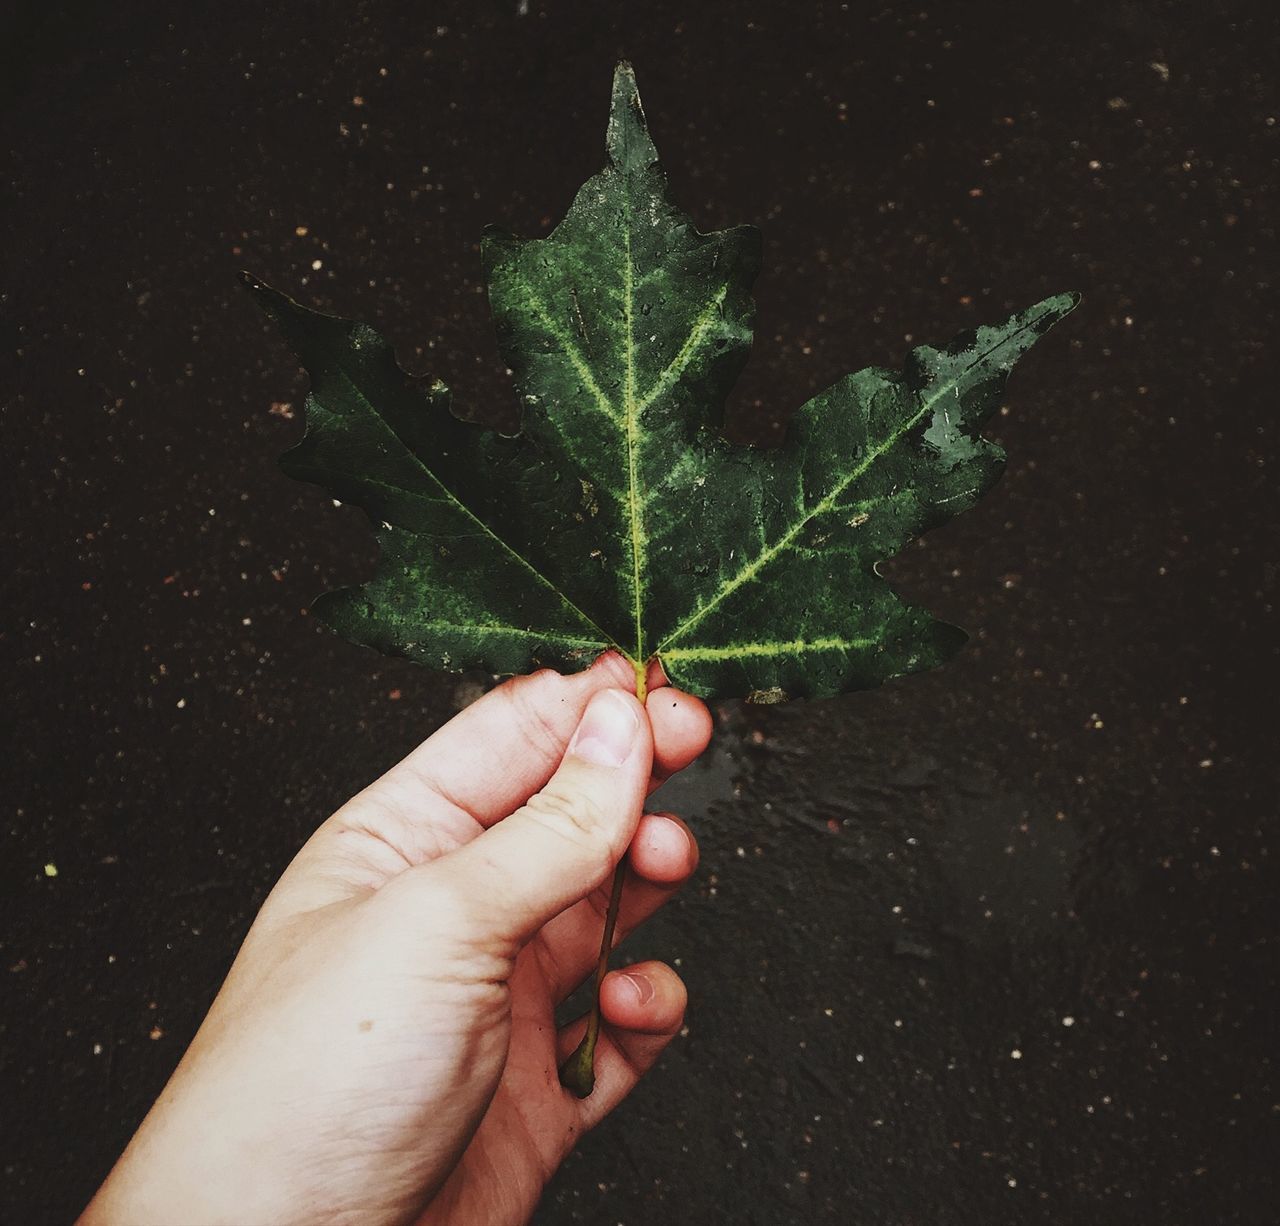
[81,651,711,1226]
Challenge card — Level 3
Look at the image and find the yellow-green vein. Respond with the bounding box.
[404,620,606,649]
[519,281,621,427]
[622,223,647,663]
[656,307,1056,653]
[634,284,729,414]
[327,357,622,656]
[661,634,875,662]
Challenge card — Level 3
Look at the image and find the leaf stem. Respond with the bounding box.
[559,854,628,1097]
[559,656,648,1097]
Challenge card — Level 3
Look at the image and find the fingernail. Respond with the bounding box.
[568,690,639,768]
[652,813,691,852]
[620,970,655,1006]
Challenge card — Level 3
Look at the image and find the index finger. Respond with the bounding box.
[364,651,701,829]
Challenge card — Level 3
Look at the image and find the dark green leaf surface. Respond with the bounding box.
[248,63,1077,701]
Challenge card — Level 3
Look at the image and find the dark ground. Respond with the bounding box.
[3,2,1276,1222]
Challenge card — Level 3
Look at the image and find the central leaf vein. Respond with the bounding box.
[622,222,646,663]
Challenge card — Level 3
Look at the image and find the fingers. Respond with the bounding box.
[557,960,686,1130]
[421,689,653,946]
[363,651,710,832]
[535,813,698,999]
[376,652,639,828]
[646,687,714,784]
[262,656,712,925]
[629,811,699,885]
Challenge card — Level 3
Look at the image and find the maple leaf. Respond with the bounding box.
[245,64,1077,1095]
[245,64,1075,704]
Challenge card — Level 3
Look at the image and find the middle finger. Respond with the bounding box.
[533,811,699,1001]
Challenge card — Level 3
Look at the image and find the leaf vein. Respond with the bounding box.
[634,284,729,414]
[662,635,875,662]
[406,620,604,648]
[622,215,646,661]
[656,306,1057,653]
[519,281,622,427]
[324,361,620,654]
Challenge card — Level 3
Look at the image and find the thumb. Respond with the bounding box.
[434,688,652,945]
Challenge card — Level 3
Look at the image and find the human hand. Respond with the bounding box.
[82,652,711,1226]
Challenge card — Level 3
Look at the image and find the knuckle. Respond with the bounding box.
[521,785,612,849]
[501,671,571,765]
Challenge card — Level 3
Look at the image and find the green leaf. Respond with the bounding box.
[246,62,1077,702]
